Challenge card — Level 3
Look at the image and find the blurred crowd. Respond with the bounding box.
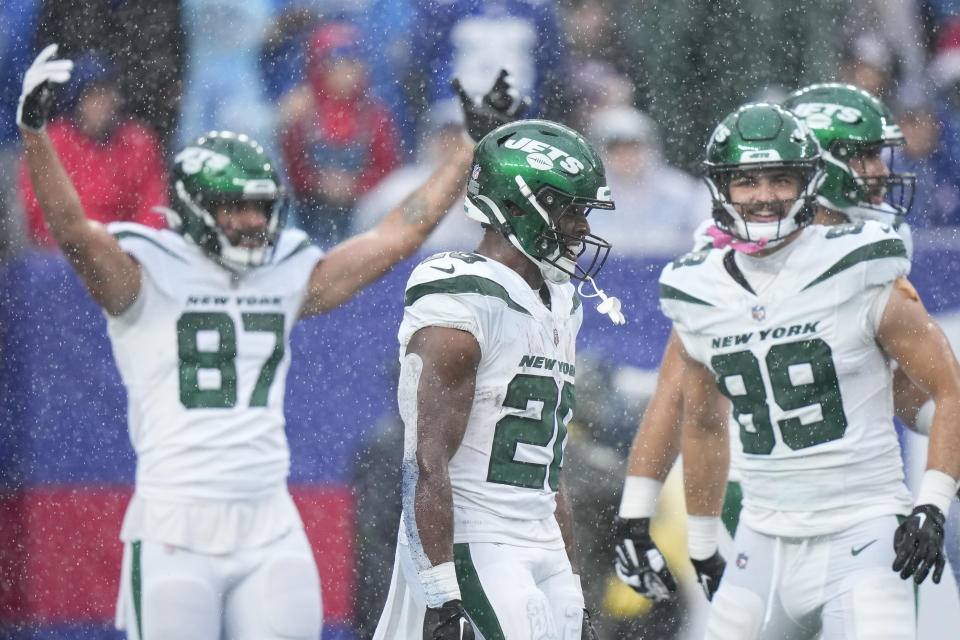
[4,1,960,638]
[4,0,960,263]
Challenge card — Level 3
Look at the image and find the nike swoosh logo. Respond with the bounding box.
[431,265,455,274]
[851,539,878,556]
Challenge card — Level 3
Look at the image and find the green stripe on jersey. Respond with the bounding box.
[112,230,186,262]
[405,275,531,315]
[454,543,505,640]
[571,292,581,315]
[802,239,907,290]
[659,283,714,306]
[132,540,143,639]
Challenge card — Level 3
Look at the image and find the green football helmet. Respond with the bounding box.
[464,119,615,283]
[169,131,287,273]
[783,83,915,222]
[704,103,825,247]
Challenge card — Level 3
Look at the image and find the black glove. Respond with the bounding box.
[17,44,74,132]
[613,517,677,601]
[581,608,600,640]
[451,69,530,142]
[423,599,475,640]
[690,551,726,601]
[892,504,946,584]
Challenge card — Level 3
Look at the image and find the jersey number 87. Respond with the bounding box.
[177,311,284,409]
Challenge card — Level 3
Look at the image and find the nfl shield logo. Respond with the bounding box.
[751,305,765,322]
[471,164,481,180]
[736,553,749,569]
[553,328,559,346]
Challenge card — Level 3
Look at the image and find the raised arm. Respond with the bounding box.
[299,135,473,316]
[299,69,529,318]
[877,281,960,585]
[18,45,140,316]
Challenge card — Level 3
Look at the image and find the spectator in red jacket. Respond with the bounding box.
[281,21,399,247]
[18,53,167,248]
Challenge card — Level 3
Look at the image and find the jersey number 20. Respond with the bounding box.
[487,374,574,491]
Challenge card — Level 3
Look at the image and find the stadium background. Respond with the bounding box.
[4,0,960,638]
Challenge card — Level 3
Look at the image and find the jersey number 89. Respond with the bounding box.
[711,338,848,454]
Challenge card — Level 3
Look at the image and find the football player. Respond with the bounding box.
[17,45,525,640]
[613,84,934,606]
[373,119,622,640]
[659,103,960,639]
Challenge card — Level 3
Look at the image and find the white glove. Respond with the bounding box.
[17,44,74,132]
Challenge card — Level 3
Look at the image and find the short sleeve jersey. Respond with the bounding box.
[105,223,323,503]
[398,252,582,547]
[660,221,913,537]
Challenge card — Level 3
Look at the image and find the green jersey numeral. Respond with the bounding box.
[711,337,848,454]
[177,311,285,409]
[487,374,574,491]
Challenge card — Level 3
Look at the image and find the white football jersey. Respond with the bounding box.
[398,252,582,547]
[105,223,321,501]
[662,221,913,537]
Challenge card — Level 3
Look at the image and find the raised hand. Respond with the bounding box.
[452,69,530,142]
[17,44,74,132]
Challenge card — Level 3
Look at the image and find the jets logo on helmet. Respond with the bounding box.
[704,103,825,249]
[783,83,916,223]
[464,119,615,284]
[174,147,231,175]
[166,131,288,274]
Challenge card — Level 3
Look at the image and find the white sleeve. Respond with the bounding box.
[861,282,895,338]
[398,293,485,355]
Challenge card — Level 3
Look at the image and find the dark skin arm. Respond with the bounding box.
[405,325,481,565]
[299,133,473,317]
[20,128,141,316]
[555,474,581,574]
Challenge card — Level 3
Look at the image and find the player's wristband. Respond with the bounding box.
[687,515,720,561]
[916,469,959,515]
[913,399,935,436]
[618,476,663,519]
[419,561,462,609]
